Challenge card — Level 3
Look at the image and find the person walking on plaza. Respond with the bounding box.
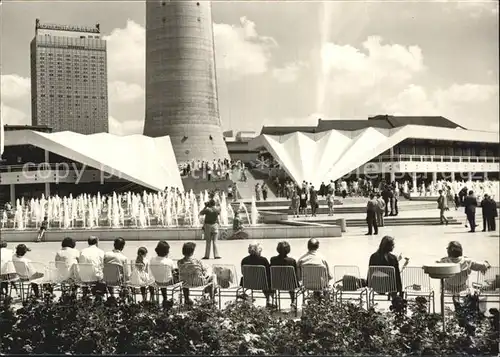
[365,194,378,236]
[437,189,449,225]
[375,193,385,227]
[464,190,478,233]
[200,199,221,259]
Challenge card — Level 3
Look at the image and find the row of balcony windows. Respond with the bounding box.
[371,154,500,163]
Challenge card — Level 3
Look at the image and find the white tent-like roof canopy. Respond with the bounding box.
[249,125,499,187]
[3,130,184,191]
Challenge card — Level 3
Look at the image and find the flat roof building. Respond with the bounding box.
[30,19,108,134]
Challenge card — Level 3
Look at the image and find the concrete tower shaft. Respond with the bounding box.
[144,0,229,162]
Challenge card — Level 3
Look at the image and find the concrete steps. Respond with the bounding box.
[287,216,461,228]
[182,176,233,194]
[232,169,277,200]
[247,203,438,215]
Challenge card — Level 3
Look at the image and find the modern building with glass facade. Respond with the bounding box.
[30,19,108,134]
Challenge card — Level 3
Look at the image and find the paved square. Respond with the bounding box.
[9,223,498,312]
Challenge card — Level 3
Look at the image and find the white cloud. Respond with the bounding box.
[435,83,498,104]
[103,20,145,82]
[1,102,29,125]
[451,0,498,16]
[1,74,31,102]
[214,17,277,79]
[108,81,144,102]
[321,36,424,95]
[383,83,499,131]
[108,116,144,136]
[272,62,306,83]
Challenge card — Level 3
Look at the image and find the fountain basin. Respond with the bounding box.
[423,263,461,279]
[0,224,342,243]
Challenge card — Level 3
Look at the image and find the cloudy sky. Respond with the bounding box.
[1,0,498,135]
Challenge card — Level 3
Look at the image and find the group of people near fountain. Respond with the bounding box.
[1,235,494,309]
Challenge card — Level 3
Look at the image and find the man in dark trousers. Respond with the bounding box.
[310,186,318,217]
[390,186,398,216]
[381,185,391,217]
[459,186,468,206]
[319,182,326,198]
[487,195,498,231]
[464,190,478,233]
[481,194,498,232]
[365,194,378,236]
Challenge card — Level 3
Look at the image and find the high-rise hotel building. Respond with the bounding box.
[30,19,108,134]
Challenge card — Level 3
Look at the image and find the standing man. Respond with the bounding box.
[375,193,385,227]
[487,195,498,231]
[437,189,449,225]
[464,190,478,233]
[200,199,221,259]
[481,194,498,232]
[382,185,390,217]
[310,186,318,217]
[365,194,378,236]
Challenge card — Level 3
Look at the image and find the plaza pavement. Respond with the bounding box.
[8,223,499,313]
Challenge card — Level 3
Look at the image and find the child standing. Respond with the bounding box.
[36,216,48,242]
[130,247,155,301]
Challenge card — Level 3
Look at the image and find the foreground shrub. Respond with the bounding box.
[0,291,498,355]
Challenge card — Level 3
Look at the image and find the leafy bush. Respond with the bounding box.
[0,290,498,355]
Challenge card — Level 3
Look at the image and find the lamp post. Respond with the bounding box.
[423,263,461,333]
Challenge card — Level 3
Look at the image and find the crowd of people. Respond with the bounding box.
[1,235,494,310]
[177,158,239,181]
[436,189,498,232]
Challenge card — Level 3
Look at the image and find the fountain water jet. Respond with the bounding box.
[250,196,259,226]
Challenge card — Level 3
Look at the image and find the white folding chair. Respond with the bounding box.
[12,261,48,300]
[103,263,126,297]
[47,261,76,294]
[402,266,435,313]
[75,262,102,296]
[475,266,500,304]
[213,264,242,309]
[149,264,182,305]
[301,265,332,303]
[270,266,303,316]
[367,266,398,308]
[333,265,368,309]
[442,270,475,307]
[179,264,215,307]
[125,262,156,302]
[241,265,270,304]
[0,260,19,298]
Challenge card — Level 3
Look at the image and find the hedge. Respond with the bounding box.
[0,289,498,355]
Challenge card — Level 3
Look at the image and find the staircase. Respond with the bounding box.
[233,168,277,200]
[182,176,233,194]
[284,216,461,227]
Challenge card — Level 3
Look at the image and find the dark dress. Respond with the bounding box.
[240,255,271,293]
[270,255,297,276]
[368,252,402,294]
[270,255,298,300]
